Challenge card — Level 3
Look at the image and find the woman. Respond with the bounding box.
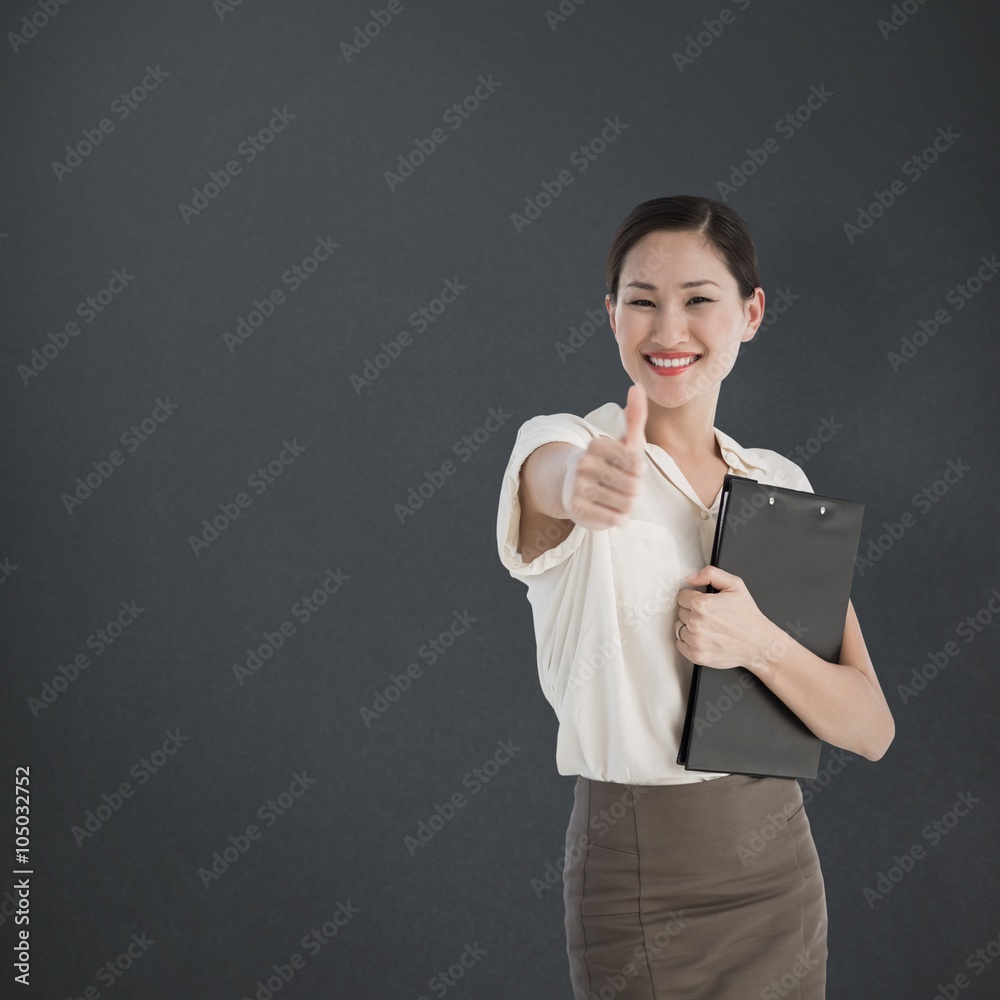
[495,195,895,999]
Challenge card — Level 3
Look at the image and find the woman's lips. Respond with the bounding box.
[643,353,701,376]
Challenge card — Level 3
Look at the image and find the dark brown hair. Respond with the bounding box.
[605,195,760,305]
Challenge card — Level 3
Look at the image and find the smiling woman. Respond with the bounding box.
[496,194,894,999]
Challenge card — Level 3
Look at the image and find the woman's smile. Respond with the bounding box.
[643,351,702,375]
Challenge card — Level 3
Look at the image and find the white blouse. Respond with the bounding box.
[496,400,813,784]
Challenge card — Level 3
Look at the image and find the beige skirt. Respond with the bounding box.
[563,773,828,999]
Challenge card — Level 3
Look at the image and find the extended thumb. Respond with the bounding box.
[622,384,647,449]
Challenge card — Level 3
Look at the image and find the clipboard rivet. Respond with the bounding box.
[768,497,774,505]
[820,506,826,515]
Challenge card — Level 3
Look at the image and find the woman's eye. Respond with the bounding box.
[626,297,714,307]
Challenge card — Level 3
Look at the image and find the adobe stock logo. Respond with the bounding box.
[27,599,145,718]
[70,730,191,846]
[862,790,980,908]
[231,567,350,687]
[237,902,360,1000]
[384,75,503,193]
[359,609,476,726]
[877,0,931,40]
[212,0,251,21]
[896,588,1000,706]
[51,66,170,181]
[553,305,606,362]
[18,268,136,386]
[221,235,340,354]
[187,438,307,556]
[842,126,961,244]
[715,85,834,201]
[176,107,296,224]
[8,0,76,54]
[61,397,180,514]
[350,277,466,393]
[854,458,971,576]
[672,2,752,73]
[403,739,521,856]
[340,2,412,62]
[392,407,511,523]
[196,772,318,889]
[65,931,155,996]
[886,254,999,373]
[544,0,589,31]
[416,942,487,1000]
[509,117,628,233]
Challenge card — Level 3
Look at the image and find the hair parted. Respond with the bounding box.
[605,195,760,305]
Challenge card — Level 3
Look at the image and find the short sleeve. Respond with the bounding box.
[782,461,814,494]
[796,465,814,494]
[496,413,595,580]
[762,452,814,494]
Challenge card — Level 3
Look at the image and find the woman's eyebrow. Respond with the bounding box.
[624,279,721,290]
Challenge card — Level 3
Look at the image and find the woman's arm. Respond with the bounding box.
[678,567,896,762]
[749,597,895,761]
[517,442,580,563]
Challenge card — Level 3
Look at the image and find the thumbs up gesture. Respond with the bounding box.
[560,384,648,530]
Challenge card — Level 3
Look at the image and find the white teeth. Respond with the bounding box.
[646,355,699,368]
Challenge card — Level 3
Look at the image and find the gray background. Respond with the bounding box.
[2,0,999,996]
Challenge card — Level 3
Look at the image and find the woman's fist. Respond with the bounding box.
[560,384,648,530]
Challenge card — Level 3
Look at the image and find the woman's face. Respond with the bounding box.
[605,228,764,412]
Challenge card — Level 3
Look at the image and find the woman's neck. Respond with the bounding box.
[642,398,722,461]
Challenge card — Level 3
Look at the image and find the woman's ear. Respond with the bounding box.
[741,287,765,342]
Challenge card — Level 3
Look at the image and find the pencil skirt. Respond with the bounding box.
[563,773,827,1000]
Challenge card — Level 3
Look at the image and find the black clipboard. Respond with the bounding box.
[676,474,865,780]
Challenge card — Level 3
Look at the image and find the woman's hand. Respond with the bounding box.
[675,565,786,671]
[560,384,647,530]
